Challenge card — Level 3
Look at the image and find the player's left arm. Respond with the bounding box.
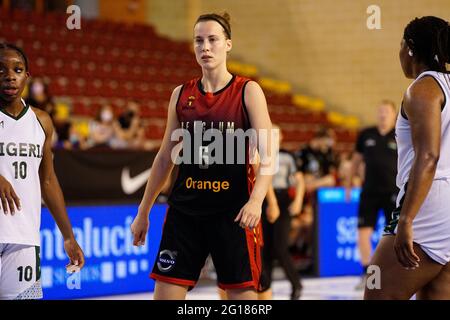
[234,81,275,229]
[34,108,85,270]
[395,77,443,269]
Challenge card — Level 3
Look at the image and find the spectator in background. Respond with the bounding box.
[10,0,35,11]
[117,101,146,150]
[347,100,398,290]
[25,77,55,116]
[290,128,337,267]
[56,122,87,150]
[260,125,305,300]
[337,151,362,188]
[295,128,337,193]
[87,105,125,149]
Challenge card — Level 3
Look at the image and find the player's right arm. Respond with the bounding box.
[0,175,21,215]
[131,85,182,246]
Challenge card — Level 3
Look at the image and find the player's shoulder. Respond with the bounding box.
[241,78,261,92]
[406,74,444,106]
[30,106,53,134]
[171,84,184,96]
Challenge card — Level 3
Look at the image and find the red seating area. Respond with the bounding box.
[0,8,356,152]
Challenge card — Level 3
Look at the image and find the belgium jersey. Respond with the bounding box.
[168,75,255,216]
[0,100,45,246]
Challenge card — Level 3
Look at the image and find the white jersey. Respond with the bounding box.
[396,71,450,187]
[0,101,45,246]
[389,71,450,265]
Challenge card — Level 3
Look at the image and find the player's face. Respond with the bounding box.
[0,50,29,103]
[193,20,232,70]
[399,38,413,79]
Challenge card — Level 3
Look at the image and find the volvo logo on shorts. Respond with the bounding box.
[157,250,177,272]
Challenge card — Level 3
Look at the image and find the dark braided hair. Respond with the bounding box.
[0,43,29,71]
[404,16,450,73]
[196,12,232,40]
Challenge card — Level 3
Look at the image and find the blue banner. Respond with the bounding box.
[40,204,166,299]
[317,188,386,277]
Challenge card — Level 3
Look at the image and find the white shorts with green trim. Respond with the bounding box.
[385,179,450,265]
[0,243,43,300]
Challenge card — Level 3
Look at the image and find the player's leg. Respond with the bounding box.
[357,193,378,267]
[209,213,262,300]
[258,210,274,300]
[227,288,258,300]
[218,288,228,300]
[273,198,302,299]
[358,227,374,267]
[356,193,378,289]
[258,288,272,300]
[153,281,188,300]
[417,261,450,299]
[364,235,443,300]
[150,207,208,300]
[0,244,42,300]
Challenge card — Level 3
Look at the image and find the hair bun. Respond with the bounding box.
[221,12,231,23]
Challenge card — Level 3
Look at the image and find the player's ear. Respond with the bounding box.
[226,39,232,52]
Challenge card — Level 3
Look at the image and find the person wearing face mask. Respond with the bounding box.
[116,101,146,150]
[25,78,55,117]
[88,105,121,149]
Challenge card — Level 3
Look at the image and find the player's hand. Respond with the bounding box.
[288,200,303,216]
[131,209,150,246]
[234,199,262,229]
[266,203,280,224]
[0,175,21,215]
[64,237,85,272]
[394,219,420,270]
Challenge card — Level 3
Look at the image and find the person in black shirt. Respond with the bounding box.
[117,101,146,149]
[295,127,336,193]
[348,100,398,289]
[291,128,337,267]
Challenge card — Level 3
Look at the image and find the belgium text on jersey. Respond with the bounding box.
[170,121,280,175]
[0,142,43,158]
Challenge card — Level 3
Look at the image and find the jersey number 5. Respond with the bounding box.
[199,146,209,169]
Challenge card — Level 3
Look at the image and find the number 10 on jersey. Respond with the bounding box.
[12,161,27,179]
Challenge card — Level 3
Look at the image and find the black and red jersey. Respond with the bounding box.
[168,75,256,216]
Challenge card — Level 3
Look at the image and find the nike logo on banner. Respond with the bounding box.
[121,167,151,194]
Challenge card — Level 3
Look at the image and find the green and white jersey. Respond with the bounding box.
[0,100,45,246]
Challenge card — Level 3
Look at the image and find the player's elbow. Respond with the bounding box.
[419,151,440,173]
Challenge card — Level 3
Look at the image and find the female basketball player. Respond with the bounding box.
[131,13,274,300]
[365,16,450,300]
[0,43,85,299]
